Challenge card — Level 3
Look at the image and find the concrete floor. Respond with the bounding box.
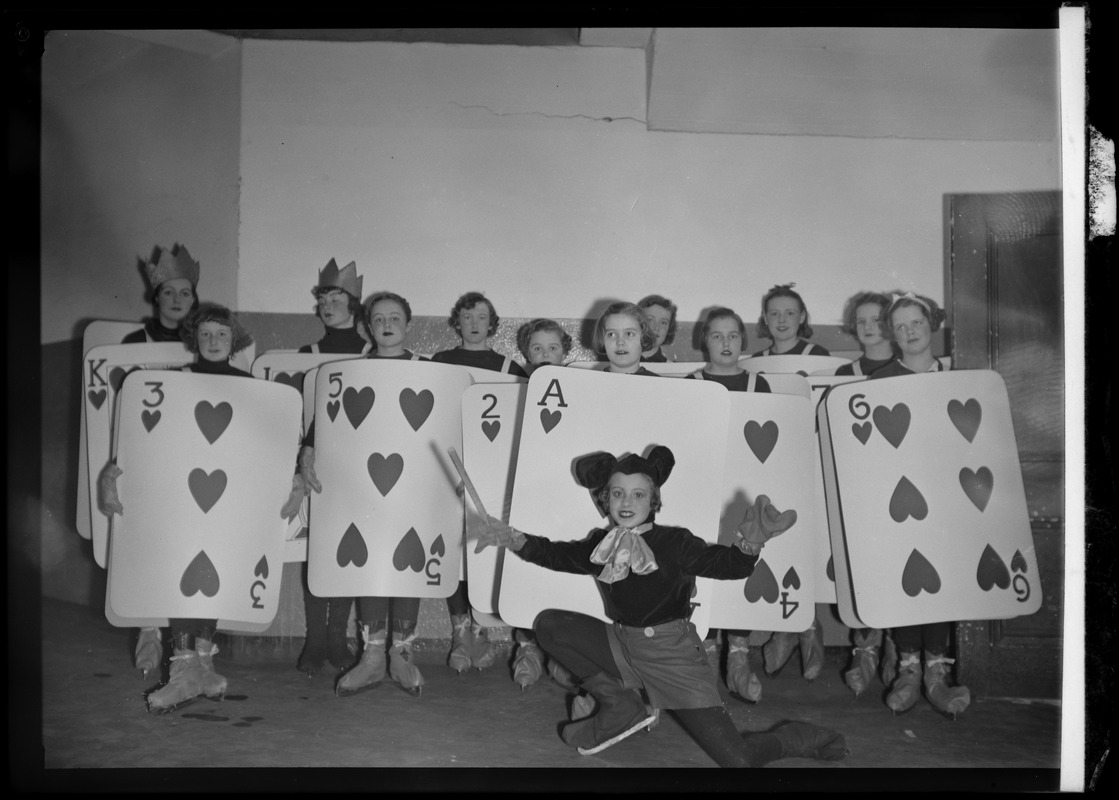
[30,596,1063,791]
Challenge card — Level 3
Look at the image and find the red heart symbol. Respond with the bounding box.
[852,421,872,444]
[343,386,375,429]
[872,403,910,449]
[743,559,779,604]
[327,400,340,422]
[194,401,233,444]
[336,523,368,568]
[368,452,404,496]
[179,550,220,598]
[901,549,941,597]
[947,398,982,443]
[959,466,993,512]
[88,389,107,410]
[781,567,801,590]
[976,544,1010,591]
[482,420,500,442]
[399,388,434,431]
[141,409,161,432]
[540,408,562,433]
[888,476,928,522]
[188,468,227,513]
[743,420,779,463]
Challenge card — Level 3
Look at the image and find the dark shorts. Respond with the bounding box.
[606,618,723,710]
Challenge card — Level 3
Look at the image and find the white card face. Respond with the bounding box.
[456,366,526,385]
[706,392,818,631]
[84,343,197,567]
[820,370,1043,628]
[77,321,164,539]
[106,370,302,631]
[461,382,528,619]
[642,361,709,378]
[252,351,365,562]
[307,359,473,599]
[757,373,812,399]
[741,354,850,376]
[497,366,732,639]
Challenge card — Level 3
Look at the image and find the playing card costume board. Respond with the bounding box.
[306,359,473,600]
[495,366,731,640]
[106,369,303,632]
[740,354,850,377]
[461,381,529,621]
[818,369,1043,629]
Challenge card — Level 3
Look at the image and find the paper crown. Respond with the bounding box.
[316,258,362,299]
[575,446,676,492]
[145,245,200,289]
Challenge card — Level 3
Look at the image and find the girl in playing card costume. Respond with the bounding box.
[432,292,527,675]
[748,283,830,357]
[294,291,429,697]
[102,304,300,712]
[870,291,971,718]
[748,286,829,683]
[686,307,770,703]
[835,291,897,377]
[834,291,900,697]
[121,244,201,345]
[594,302,662,376]
[119,244,202,680]
[505,318,578,689]
[636,294,677,363]
[475,447,849,766]
[292,260,371,679]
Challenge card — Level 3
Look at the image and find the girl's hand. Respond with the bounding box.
[472,515,526,553]
[735,495,797,553]
[298,446,322,493]
[281,474,310,521]
[98,462,124,516]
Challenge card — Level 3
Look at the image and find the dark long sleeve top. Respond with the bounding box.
[515,523,758,628]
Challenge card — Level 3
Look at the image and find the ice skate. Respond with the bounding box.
[923,655,971,719]
[512,641,545,689]
[886,651,922,714]
[726,635,762,703]
[335,624,387,697]
[844,628,882,697]
[798,621,825,681]
[881,632,899,687]
[448,613,473,674]
[560,673,656,755]
[194,637,227,699]
[134,626,163,679]
[388,628,425,697]
[469,620,497,670]
[146,635,207,714]
[762,631,798,676]
[771,721,849,761]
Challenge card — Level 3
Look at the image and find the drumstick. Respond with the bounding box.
[447,448,489,519]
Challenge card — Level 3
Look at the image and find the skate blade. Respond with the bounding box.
[576,714,657,755]
[335,680,383,697]
[394,683,422,697]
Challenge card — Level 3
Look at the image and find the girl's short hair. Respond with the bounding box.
[180,303,254,355]
[592,302,657,354]
[699,307,748,355]
[884,292,947,339]
[311,287,365,324]
[840,291,891,336]
[366,291,413,324]
[449,291,499,336]
[637,294,678,345]
[516,318,573,361]
[596,473,663,516]
[756,284,814,340]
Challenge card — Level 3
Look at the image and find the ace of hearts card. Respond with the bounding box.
[494,366,731,639]
[819,369,1043,629]
[84,342,197,567]
[306,359,473,599]
[106,369,303,630]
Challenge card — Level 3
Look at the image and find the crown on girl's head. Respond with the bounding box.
[145,245,200,288]
[317,258,362,298]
